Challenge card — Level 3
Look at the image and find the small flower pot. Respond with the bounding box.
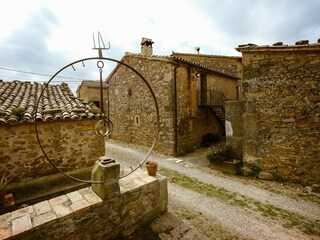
[146,161,158,176]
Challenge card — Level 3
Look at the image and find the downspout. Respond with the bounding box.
[173,63,180,156]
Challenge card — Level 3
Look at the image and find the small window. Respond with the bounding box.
[134,115,140,126]
[93,101,100,108]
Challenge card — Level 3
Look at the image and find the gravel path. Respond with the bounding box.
[169,184,311,240]
[105,139,320,239]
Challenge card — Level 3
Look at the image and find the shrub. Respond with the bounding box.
[0,173,8,191]
[11,107,25,117]
[207,144,232,163]
[272,172,284,183]
[247,163,262,178]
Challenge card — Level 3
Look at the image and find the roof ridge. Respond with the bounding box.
[171,55,239,79]
[171,52,241,59]
[124,52,239,79]
[125,52,171,59]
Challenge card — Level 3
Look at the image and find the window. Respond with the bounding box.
[93,101,100,108]
[134,115,140,126]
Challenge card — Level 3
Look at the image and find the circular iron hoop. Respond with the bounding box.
[35,57,160,183]
[94,117,114,137]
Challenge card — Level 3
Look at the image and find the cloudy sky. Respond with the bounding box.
[0,0,319,93]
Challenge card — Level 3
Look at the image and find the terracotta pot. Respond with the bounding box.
[146,164,158,176]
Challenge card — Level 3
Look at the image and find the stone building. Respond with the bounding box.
[104,39,241,156]
[0,80,105,184]
[76,80,108,112]
[227,40,320,184]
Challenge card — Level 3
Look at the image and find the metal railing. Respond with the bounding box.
[198,89,225,107]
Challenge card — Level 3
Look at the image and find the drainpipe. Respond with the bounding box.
[173,64,180,156]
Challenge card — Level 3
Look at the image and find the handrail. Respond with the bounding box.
[198,89,225,106]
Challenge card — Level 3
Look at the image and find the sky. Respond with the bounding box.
[0,0,319,93]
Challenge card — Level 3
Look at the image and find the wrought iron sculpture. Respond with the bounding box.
[34,32,160,183]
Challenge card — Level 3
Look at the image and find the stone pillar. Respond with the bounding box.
[91,157,120,200]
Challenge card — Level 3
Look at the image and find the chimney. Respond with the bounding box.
[141,37,154,55]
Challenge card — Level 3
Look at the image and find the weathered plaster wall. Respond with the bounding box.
[240,47,320,184]
[78,84,89,102]
[0,172,168,240]
[77,84,108,110]
[176,66,222,155]
[206,74,239,100]
[0,119,105,184]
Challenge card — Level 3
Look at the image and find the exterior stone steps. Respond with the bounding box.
[211,106,225,128]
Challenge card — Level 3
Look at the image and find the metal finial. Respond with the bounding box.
[92,32,110,58]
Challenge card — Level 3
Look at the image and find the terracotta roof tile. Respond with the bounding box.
[0,80,100,125]
[124,52,240,80]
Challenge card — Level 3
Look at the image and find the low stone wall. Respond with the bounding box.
[0,119,105,184]
[0,171,167,239]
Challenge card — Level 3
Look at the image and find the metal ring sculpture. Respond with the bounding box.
[35,57,160,183]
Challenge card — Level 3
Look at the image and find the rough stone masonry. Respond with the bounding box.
[235,41,320,184]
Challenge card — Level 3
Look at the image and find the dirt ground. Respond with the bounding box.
[106,139,320,240]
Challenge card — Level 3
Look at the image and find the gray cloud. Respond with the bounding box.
[0,7,68,80]
[0,7,104,93]
[0,0,319,93]
[195,0,320,46]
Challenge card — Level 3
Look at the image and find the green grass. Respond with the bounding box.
[159,168,320,236]
[174,208,241,239]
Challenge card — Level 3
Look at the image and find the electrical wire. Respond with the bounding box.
[0,74,82,83]
[0,66,85,81]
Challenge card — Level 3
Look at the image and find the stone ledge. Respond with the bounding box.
[0,171,167,240]
[210,160,242,175]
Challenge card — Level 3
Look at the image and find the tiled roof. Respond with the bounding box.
[124,52,240,80]
[0,80,100,125]
[170,54,240,79]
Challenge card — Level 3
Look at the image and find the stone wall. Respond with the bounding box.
[0,172,168,239]
[0,119,105,184]
[237,44,320,184]
[77,83,108,109]
[108,55,175,155]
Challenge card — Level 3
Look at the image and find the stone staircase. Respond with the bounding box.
[211,106,225,128]
[198,89,226,130]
